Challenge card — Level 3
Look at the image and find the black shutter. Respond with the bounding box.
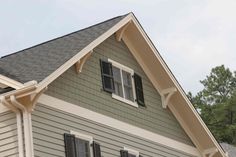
[120,150,129,157]
[64,133,76,157]
[93,141,101,157]
[134,73,145,106]
[100,59,115,93]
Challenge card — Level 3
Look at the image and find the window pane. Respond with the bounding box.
[124,86,133,101]
[122,71,133,101]
[114,82,123,97]
[75,138,90,157]
[113,66,122,82]
[113,66,123,97]
[122,71,132,86]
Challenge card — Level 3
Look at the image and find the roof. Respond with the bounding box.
[221,143,236,157]
[0,12,227,157]
[0,14,127,83]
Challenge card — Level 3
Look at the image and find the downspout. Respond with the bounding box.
[10,95,34,157]
[0,96,24,157]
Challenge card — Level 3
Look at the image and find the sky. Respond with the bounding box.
[0,0,235,94]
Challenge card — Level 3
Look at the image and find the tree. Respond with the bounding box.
[200,65,236,104]
[189,65,236,145]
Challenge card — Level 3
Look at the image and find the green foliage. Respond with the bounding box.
[188,65,236,145]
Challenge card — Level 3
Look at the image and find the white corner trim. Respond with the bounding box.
[38,94,201,156]
[124,147,139,157]
[70,130,93,144]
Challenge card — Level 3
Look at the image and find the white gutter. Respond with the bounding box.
[0,81,37,157]
[10,95,34,157]
[0,97,24,157]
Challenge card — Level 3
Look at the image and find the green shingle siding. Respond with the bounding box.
[46,35,193,146]
[0,111,18,156]
[32,104,197,157]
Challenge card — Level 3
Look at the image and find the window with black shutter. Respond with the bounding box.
[93,141,101,157]
[64,133,76,157]
[100,59,115,93]
[134,73,145,107]
[100,58,145,108]
[64,132,101,157]
[120,150,129,157]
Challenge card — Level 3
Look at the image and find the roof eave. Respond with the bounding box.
[124,13,226,157]
[0,74,24,89]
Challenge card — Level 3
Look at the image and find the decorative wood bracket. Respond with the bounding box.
[161,87,177,108]
[116,21,131,41]
[75,50,93,73]
[31,87,48,112]
[202,147,218,157]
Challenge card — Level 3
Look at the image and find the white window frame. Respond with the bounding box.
[123,147,139,157]
[70,130,94,157]
[108,59,138,108]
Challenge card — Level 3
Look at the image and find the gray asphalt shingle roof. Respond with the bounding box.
[0,14,127,83]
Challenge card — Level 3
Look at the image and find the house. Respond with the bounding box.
[0,12,228,157]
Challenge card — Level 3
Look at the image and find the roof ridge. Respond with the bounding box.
[1,13,129,59]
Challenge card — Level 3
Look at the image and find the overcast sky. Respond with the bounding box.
[1,0,235,94]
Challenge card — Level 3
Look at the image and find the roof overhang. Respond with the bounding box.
[0,74,24,89]
[0,13,227,157]
[121,13,226,157]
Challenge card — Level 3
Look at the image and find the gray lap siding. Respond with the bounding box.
[46,35,193,146]
[32,104,196,157]
[0,111,18,157]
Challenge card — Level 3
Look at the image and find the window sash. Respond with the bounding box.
[75,138,90,157]
[112,65,134,102]
[108,59,138,107]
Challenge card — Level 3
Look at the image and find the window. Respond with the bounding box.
[64,131,101,157]
[110,59,135,102]
[120,147,142,157]
[100,58,145,107]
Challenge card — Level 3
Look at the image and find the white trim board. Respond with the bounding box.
[38,94,201,156]
[0,74,24,89]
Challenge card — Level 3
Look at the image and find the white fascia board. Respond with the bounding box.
[38,94,201,157]
[128,14,226,157]
[0,74,24,89]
